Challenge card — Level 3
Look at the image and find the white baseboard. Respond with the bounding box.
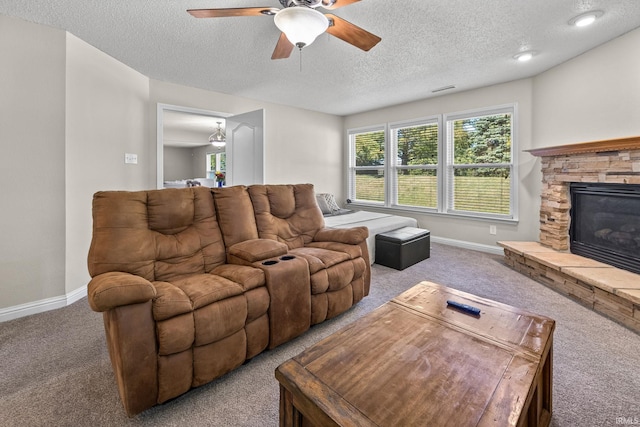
[431,236,504,256]
[0,286,87,323]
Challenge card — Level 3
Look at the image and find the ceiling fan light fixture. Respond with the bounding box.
[274,7,328,48]
[209,121,226,147]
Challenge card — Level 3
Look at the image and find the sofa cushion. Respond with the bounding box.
[212,186,259,248]
[193,295,247,346]
[210,264,266,292]
[307,241,363,260]
[170,274,244,310]
[289,247,350,274]
[89,187,226,282]
[248,184,324,248]
[156,312,195,355]
[152,281,192,321]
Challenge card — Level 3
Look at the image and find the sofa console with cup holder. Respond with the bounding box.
[86,184,370,416]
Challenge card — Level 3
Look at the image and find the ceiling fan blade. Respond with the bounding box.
[322,0,361,10]
[325,14,381,51]
[187,7,278,18]
[272,33,294,60]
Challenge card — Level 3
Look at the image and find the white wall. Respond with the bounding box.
[533,28,640,147]
[0,15,66,309]
[344,79,538,250]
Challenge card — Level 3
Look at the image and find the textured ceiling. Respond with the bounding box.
[1,0,640,116]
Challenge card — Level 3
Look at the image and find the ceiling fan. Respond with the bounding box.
[187,0,381,60]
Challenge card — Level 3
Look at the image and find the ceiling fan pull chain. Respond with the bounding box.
[299,48,302,72]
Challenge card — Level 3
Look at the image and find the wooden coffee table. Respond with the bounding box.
[275,281,555,427]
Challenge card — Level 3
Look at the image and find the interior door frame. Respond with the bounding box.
[156,103,230,189]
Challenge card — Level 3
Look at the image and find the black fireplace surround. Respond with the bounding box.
[570,182,640,275]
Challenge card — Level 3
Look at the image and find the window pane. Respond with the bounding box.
[452,114,511,164]
[355,131,385,167]
[396,123,438,165]
[355,170,384,202]
[451,167,511,215]
[397,169,437,208]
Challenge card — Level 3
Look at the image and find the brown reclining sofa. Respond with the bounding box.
[86,183,370,416]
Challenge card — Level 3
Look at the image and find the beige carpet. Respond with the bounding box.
[1,243,639,426]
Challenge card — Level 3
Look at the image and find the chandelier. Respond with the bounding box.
[209,122,226,148]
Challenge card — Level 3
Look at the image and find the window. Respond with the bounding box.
[348,127,386,204]
[206,152,226,179]
[348,105,516,221]
[391,119,439,209]
[445,108,514,218]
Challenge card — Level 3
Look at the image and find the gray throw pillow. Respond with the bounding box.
[315,194,332,214]
[316,193,341,214]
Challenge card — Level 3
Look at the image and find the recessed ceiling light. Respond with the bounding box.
[569,10,604,27]
[514,51,536,62]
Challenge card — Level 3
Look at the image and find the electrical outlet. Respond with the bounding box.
[489,225,497,235]
[124,153,138,164]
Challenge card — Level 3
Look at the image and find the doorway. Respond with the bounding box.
[156,103,265,188]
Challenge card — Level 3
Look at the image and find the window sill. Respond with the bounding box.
[347,202,519,225]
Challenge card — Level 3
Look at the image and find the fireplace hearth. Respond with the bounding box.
[570,182,640,274]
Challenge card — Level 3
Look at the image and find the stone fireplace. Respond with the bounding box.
[530,136,640,256]
[496,136,640,333]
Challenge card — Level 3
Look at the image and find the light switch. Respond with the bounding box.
[125,153,138,164]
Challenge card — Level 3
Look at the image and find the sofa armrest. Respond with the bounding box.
[313,226,369,245]
[227,238,289,265]
[88,271,156,312]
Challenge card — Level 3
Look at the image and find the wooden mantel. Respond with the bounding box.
[526,136,640,157]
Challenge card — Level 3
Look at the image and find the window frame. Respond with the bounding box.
[443,104,518,221]
[347,103,518,222]
[388,115,442,212]
[347,125,387,206]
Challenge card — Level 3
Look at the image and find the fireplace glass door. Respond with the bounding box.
[570,182,640,275]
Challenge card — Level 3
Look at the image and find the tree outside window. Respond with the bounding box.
[347,105,516,221]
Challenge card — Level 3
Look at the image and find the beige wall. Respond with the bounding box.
[163,146,196,181]
[532,28,640,147]
[0,15,66,308]
[64,33,150,296]
[344,79,538,250]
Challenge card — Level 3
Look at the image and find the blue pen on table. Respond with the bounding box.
[446,300,481,316]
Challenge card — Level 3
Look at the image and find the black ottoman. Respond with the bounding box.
[375,227,430,270]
